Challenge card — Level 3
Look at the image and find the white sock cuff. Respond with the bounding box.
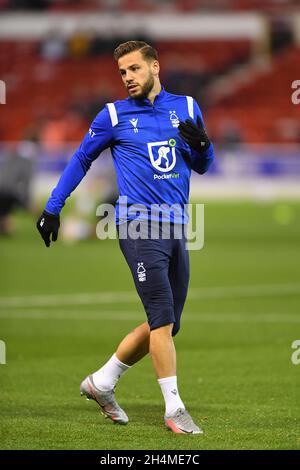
[113,353,132,370]
[158,375,177,385]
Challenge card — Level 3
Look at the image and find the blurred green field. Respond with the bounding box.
[0,201,300,450]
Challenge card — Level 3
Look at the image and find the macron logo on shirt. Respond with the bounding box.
[89,128,96,138]
[129,118,139,133]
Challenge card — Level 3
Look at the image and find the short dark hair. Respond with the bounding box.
[113,40,158,62]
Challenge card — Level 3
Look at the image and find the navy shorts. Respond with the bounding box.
[118,222,189,336]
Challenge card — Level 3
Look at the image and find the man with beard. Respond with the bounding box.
[37,41,214,434]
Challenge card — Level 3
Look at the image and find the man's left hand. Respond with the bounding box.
[178,116,211,153]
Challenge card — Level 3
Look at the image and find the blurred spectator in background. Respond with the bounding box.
[40,30,67,62]
[69,30,91,59]
[39,109,87,151]
[39,113,68,151]
[0,134,38,235]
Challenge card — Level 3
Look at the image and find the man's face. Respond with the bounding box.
[118,50,159,100]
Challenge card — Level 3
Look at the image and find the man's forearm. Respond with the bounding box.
[45,149,92,215]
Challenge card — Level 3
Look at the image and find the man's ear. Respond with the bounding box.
[151,60,160,75]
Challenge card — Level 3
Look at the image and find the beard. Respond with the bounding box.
[128,73,155,100]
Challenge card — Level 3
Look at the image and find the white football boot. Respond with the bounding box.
[80,375,128,425]
[164,408,203,434]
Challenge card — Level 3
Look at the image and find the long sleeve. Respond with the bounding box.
[190,99,215,175]
[45,106,114,215]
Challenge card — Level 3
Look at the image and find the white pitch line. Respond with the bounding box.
[188,283,300,300]
[0,309,299,323]
[0,283,300,309]
[0,291,138,308]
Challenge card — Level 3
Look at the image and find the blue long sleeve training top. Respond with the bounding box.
[45,86,214,224]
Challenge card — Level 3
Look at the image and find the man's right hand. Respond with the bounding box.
[36,210,60,247]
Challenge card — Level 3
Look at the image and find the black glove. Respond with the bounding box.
[36,210,60,247]
[178,115,211,153]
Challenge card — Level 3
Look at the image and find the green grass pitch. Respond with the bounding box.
[0,201,299,450]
